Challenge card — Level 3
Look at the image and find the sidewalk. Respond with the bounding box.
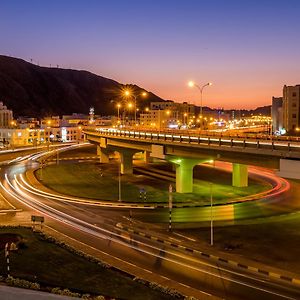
[0,285,80,300]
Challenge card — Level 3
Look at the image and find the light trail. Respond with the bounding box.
[1,173,297,299]
[18,174,154,209]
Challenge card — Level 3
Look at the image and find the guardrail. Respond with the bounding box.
[84,128,300,157]
[84,126,300,142]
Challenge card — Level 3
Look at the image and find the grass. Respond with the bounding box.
[36,160,270,204]
[0,227,177,300]
[179,215,300,274]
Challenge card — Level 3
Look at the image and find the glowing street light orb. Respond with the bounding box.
[124,90,130,96]
[188,81,195,87]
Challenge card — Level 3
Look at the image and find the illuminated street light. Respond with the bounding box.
[116,103,121,122]
[124,90,147,125]
[188,81,212,130]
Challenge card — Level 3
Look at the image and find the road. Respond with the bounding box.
[0,145,300,299]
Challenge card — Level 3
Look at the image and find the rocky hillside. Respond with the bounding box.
[0,55,164,117]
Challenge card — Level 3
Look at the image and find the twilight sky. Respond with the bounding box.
[1,0,300,109]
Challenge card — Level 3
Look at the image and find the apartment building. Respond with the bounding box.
[283,85,300,132]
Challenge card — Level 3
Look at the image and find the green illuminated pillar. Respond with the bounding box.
[232,163,248,187]
[168,158,202,193]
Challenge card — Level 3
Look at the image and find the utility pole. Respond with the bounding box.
[118,159,121,202]
[210,182,213,246]
[168,184,173,231]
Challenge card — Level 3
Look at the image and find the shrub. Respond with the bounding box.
[5,276,40,290]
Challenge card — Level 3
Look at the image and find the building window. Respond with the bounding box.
[292,102,297,107]
[293,92,297,97]
[292,113,297,118]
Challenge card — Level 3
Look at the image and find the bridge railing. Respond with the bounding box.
[83,127,300,155]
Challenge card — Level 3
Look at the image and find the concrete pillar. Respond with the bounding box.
[277,159,300,179]
[168,158,201,193]
[232,163,248,187]
[97,145,109,163]
[143,151,151,163]
[97,145,101,156]
[119,151,135,174]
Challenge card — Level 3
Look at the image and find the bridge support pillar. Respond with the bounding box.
[232,163,248,187]
[97,146,110,163]
[277,159,300,179]
[143,151,151,163]
[168,158,201,193]
[118,149,139,174]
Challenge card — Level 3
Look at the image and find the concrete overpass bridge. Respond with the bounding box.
[83,127,300,193]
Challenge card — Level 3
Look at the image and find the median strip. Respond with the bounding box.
[117,223,300,286]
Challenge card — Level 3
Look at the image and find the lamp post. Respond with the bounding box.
[188,81,212,130]
[117,103,121,126]
[209,159,215,246]
[183,113,187,126]
[118,158,122,202]
[210,182,213,246]
[124,90,147,126]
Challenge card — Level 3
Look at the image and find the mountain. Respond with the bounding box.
[0,55,164,117]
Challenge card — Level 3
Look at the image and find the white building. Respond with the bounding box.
[0,102,13,128]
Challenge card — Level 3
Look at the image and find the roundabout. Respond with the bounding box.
[14,144,292,224]
[1,143,300,299]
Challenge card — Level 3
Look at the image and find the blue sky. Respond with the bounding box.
[1,0,300,108]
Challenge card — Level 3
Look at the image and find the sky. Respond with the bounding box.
[1,0,300,109]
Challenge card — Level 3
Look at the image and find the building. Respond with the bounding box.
[0,102,13,128]
[140,109,179,129]
[17,117,40,129]
[271,97,283,133]
[148,101,195,127]
[283,85,300,133]
[41,116,61,128]
[0,126,84,147]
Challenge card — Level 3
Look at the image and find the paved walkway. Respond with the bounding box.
[0,285,79,300]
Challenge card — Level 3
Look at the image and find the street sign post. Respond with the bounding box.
[31,215,44,231]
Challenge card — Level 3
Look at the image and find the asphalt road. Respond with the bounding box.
[0,146,300,299]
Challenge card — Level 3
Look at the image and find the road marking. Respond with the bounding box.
[173,232,197,242]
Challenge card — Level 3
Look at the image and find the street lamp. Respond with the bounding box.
[124,90,147,126]
[183,113,187,126]
[188,81,212,130]
[116,103,121,125]
[118,157,122,202]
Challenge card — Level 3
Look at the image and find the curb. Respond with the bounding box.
[0,209,22,213]
[117,224,300,286]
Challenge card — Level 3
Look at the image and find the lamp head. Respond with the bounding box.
[188,81,195,87]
